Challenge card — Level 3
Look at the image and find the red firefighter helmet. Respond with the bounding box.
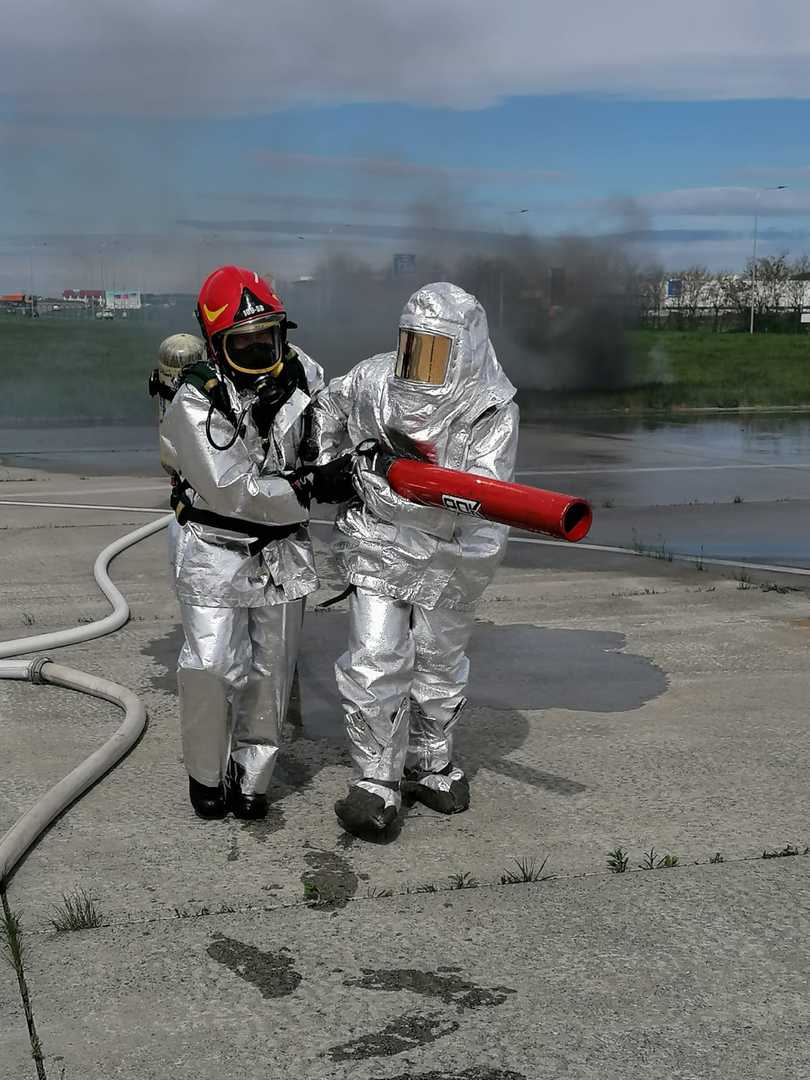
[195,265,290,380]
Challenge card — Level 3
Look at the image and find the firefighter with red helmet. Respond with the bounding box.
[159,265,351,820]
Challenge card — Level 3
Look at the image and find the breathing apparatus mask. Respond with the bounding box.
[205,315,302,447]
[220,314,285,385]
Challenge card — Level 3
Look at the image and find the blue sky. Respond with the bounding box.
[2,0,810,292]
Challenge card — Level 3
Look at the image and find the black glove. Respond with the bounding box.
[299,455,357,504]
[288,473,312,510]
[355,439,398,477]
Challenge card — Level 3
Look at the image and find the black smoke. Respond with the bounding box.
[276,228,650,394]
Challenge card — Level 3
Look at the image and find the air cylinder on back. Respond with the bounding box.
[153,333,206,473]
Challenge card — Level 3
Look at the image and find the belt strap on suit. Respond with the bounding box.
[170,480,299,556]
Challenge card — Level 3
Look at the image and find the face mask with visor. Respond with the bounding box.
[220,314,285,381]
[394,328,454,386]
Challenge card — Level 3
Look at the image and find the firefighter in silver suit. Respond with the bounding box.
[159,265,346,820]
[310,282,519,835]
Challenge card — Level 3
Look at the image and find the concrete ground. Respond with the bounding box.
[2,467,810,1080]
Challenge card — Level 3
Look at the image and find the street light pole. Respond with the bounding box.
[500,208,529,332]
[750,185,787,335]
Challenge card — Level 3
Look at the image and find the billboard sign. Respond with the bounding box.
[105,289,142,310]
[393,254,416,276]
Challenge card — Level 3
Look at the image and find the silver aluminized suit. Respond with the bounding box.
[310,283,518,813]
[160,346,323,795]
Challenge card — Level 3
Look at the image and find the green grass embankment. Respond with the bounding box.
[520,330,810,415]
[629,330,810,409]
[0,315,192,421]
[2,318,810,422]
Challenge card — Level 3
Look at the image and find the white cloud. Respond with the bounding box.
[252,151,565,182]
[2,1,810,117]
[638,186,810,216]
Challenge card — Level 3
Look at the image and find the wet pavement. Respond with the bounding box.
[5,411,809,568]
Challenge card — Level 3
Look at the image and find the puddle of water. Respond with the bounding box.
[206,933,301,998]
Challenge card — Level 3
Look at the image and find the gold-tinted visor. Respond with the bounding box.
[395,329,452,385]
[222,315,284,376]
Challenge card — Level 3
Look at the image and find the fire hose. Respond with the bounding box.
[0,514,173,884]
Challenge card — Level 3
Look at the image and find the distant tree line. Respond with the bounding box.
[641,254,810,333]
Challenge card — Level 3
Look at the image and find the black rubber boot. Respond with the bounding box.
[335,784,398,836]
[229,791,268,820]
[188,777,226,819]
[403,764,470,815]
[226,760,268,821]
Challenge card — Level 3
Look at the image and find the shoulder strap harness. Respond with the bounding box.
[154,363,298,554]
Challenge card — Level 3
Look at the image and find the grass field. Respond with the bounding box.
[629,329,810,409]
[2,317,810,421]
[523,329,810,415]
[0,314,195,422]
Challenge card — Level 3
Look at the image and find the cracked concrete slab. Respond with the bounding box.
[3,467,810,1079]
[3,860,810,1079]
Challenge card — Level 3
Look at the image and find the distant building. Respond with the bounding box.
[0,292,35,314]
[105,289,141,311]
[63,289,104,302]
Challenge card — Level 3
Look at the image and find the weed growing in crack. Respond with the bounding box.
[708,852,725,864]
[762,844,808,859]
[639,848,679,870]
[412,883,439,894]
[447,872,478,890]
[51,889,103,932]
[2,891,47,1079]
[606,848,629,873]
[760,582,799,595]
[500,856,550,884]
[21,612,36,626]
[733,495,743,504]
[1,899,25,973]
[366,887,394,899]
[303,881,341,907]
[631,530,673,562]
[174,904,234,919]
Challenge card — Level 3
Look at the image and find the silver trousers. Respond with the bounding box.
[334,587,473,785]
[177,599,304,794]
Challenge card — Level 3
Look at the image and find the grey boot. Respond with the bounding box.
[403,763,470,815]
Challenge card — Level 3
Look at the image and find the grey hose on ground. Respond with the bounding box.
[0,514,173,660]
[0,513,173,884]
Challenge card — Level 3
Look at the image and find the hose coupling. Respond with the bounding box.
[28,656,52,685]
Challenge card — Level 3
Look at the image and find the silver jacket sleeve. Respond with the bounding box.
[162,384,307,528]
[312,370,456,540]
[308,369,353,464]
